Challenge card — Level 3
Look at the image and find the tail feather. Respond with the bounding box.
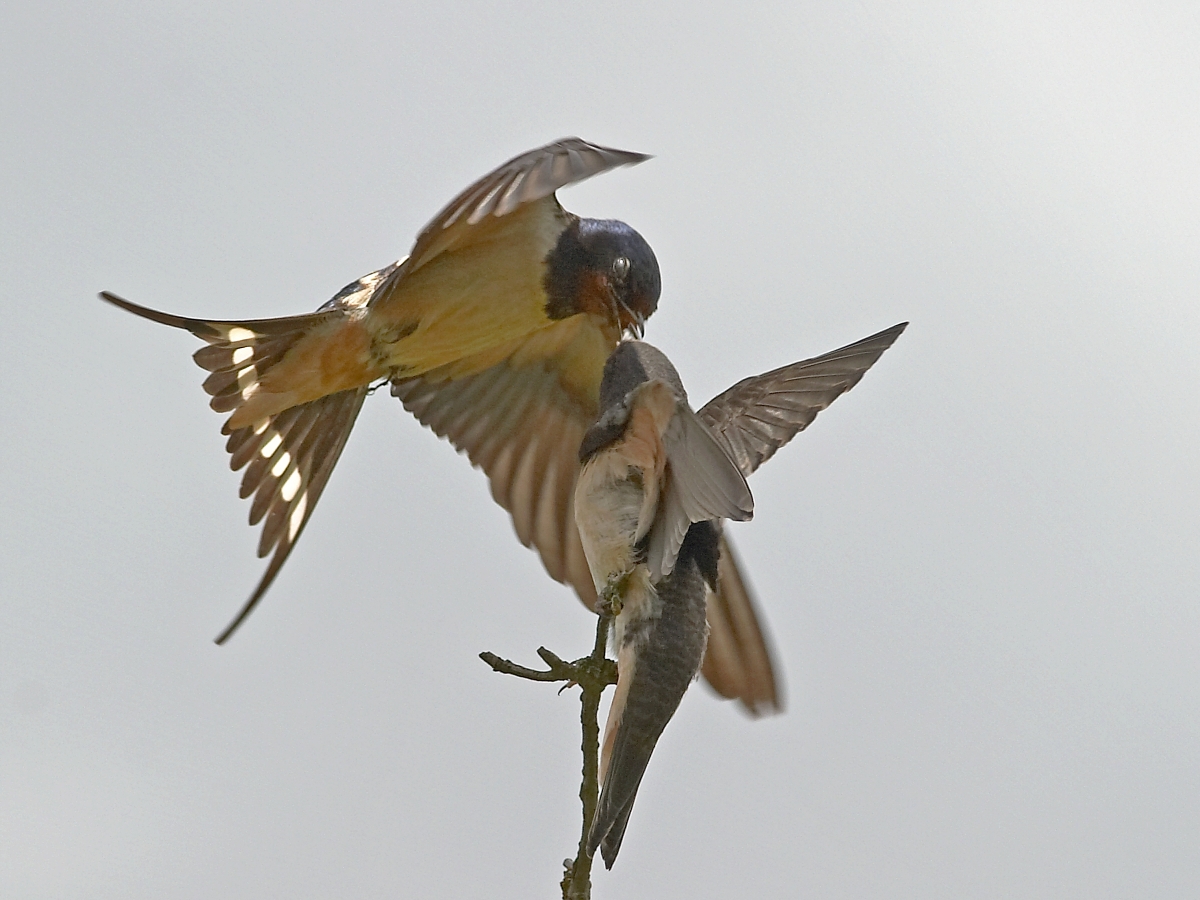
[99,269,393,642]
[197,333,312,414]
[230,409,302,486]
[213,387,367,643]
[225,416,273,466]
[588,735,653,867]
[244,406,322,525]
[101,290,342,423]
[594,787,641,870]
[102,290,341,346]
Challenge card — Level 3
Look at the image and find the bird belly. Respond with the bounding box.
[574,457,648,597]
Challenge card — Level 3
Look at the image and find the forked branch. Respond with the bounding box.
[480,615,616,900]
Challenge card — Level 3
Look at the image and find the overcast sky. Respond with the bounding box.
[3,2,1199,898]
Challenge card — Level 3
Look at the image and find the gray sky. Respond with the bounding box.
[3,2,1199,897]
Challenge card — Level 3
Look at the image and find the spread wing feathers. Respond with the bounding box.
[394,357,784,714]
[644,407,754,583]
[214,386,367,643]
[392,362,597,603]
[698,322,908,478]
[404,137,651,273]
[701,533,782,715]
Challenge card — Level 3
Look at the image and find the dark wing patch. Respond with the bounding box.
[698,323,908,478]
[392,362,597,604]
[403,138,650,273]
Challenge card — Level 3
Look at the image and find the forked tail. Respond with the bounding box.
[100,274,390,640]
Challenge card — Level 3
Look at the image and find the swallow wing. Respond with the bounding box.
[391,324,778,712]
[691,323,907,711]
[701,530,781,715]
[643,405,753,583]
[100,267,394,642]
[391,317,602,601]
[102,140,648,641]
[698,322,908,477]
[403,137,650,274]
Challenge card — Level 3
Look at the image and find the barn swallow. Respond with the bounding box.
[101,138,656,641]
[101,138,782,714]
[100,141,787,720]
[577,324,906,868]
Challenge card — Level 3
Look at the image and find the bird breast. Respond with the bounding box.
[574,388,675,596]
[574,454,654,598]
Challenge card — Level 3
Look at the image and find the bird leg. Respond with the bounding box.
[597,569,636,617]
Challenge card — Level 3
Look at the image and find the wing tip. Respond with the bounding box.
[551,136,654,166]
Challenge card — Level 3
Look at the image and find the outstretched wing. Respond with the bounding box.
[392,317,604,600]
[644,403,753,583]
[699,323,908,477]
[393,320,780,714]
[404,138,651,274]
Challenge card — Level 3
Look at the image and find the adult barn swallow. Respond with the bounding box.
[101,138,657,642]
[101,138,787,713]
[577,324,906,868]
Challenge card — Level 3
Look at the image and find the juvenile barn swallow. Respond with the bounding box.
[577,324,906,868]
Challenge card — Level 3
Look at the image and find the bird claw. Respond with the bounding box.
[568,654,618,691]
[596,570,633,617]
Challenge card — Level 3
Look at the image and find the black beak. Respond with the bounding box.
[620,301,645,338]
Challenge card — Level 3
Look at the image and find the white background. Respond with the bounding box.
[3,2,1198,897]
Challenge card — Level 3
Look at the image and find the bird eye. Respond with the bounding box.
[612,256,631,280]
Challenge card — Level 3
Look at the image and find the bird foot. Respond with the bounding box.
[596,570,634,617]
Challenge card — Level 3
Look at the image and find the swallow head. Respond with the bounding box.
[544,218,661,338]
[595,339,687,417]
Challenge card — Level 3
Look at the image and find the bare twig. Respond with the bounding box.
[480,614,616,900]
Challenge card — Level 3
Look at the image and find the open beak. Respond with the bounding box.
[619,300,645,338]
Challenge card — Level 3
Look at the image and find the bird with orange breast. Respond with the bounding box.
[101,139,779,714]
[576,325,906,868]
